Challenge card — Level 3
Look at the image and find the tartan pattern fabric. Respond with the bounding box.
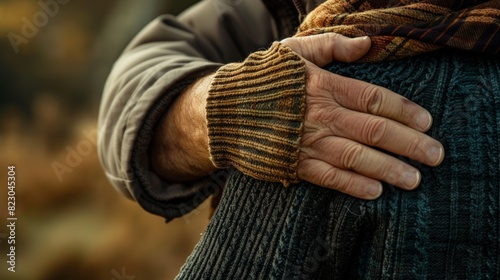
[297,0,500,61]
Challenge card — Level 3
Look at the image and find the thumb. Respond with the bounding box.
[281,33,371,66]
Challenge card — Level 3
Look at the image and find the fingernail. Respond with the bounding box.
[427,145,444,165]
[416,111,432,131]
[402,170,420,190]
[367,182,382,198]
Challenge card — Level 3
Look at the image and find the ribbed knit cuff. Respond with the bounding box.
[206,42,307,186]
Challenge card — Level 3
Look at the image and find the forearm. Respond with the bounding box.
[151,73,217,182]
[97,0,276,220]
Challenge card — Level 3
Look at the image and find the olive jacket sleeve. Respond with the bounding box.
[97,0,277,221]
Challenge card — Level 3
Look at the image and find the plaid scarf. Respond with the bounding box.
[296,0,500,62]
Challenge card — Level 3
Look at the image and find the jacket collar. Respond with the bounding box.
[294,0,325,20]
[262,0,325,38]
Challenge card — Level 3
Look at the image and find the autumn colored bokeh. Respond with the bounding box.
[0,1,209,279]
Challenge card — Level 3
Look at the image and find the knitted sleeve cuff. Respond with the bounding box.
[206,42,307,186]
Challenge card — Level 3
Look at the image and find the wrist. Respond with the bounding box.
[206,42,307,186]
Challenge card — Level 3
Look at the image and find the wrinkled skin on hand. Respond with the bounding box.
[281,34,444,199]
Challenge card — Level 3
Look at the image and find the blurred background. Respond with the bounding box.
[0,0,210,279]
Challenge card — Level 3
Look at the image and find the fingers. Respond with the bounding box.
[328,109,444,167]
[298,158,383,200]
[309,72,445,166]
[311,68,434,132]
[299,66,445,198]
[300,135,423,197]
[288,34,444,198]
[281,33,371,66]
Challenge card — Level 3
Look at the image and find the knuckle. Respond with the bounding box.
[339,143,364,169]
[318,168,357,196]
[323,72,343,96]
[378,160,398,183]
[305,69,325,92]
[305,100,334,125]
[334,175,355,193]
[318,167,340,188]
[361,85,382,114]
[325,32,341,40]
[313,163,361,196]
[363,118,388,146]
[405,136,422,157]
[282,38,303,55]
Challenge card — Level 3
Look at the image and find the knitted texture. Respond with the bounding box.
[262,0,301,38]
[206,42,306,186]
[178,49,500,279]
[296,0,500,61]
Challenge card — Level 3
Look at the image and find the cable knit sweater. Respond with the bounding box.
[177,49,500,279]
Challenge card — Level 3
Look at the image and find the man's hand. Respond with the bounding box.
[152,33,444,200]
[282,34,444,199]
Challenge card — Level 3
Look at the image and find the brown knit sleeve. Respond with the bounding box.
[206,42,307,186]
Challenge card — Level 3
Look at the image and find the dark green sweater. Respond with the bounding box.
[177,50,500,279]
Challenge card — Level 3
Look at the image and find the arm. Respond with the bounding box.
[152,33,444,200]
[99,0,444,221]
[151,73,216,182]
[98,0,275,220]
